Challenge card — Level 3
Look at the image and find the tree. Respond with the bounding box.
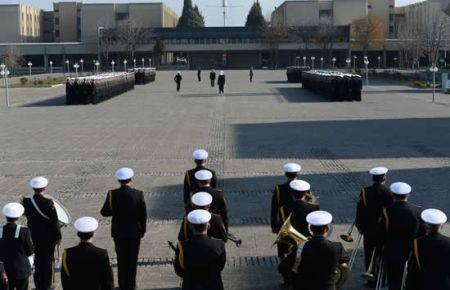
[396,23,424,69]
[265,21,288,68]
[118,20,147,61]
[245,1,267,31]
[1,45,24,74]
[315,19,337,62]
[290,25,317,53]
[177,0,205,28]
[422,10,449,67]
[351,15,385,55]
[153,39,165,66]
[99,28,116,66]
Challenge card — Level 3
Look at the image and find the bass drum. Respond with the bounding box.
[47,195,71,226]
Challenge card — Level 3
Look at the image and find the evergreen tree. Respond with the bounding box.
[177,0,205,28]
[245,1,267,31]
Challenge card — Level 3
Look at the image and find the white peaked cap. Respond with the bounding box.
[421,209,447,225]
[220,71,224,75]
[369,167,388,176]
[290,180,311,191]
[194,170,213,181]
[283,163,301,173]
[74,216,99,233]
[192,149,208,160]
[115,167,134,180]
[30,177,48,189]
[187,209,211,224]
[2,202,24,218]
[191,192,213,206]
[390,182,411,195]
[306,210,333,226]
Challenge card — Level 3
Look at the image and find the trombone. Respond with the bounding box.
[361,249,377,282]
[340,220,356,243]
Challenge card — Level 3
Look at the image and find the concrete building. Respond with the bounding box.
[271,0,395,37]
[54,2,82,42]
[0,4,43,43]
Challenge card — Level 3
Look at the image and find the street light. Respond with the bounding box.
[148,58,152,68]
[0,64,10,108]
[73,63,80,77]
[393,57,398,69]
[133,58,136,70]
[80,59,84,74]
[97,26,104,67]
[311,56,316,70]
[302,56,306,67]
[49,60,53,74]
[332,57,336,69]
[95,61,100,75]
[320,57,324,69]
[141,58,145,69]
[66,60,70,74]
[27,61,32,77]
[111,60,115,72]
[346,58,351,72]
[123,60,128,72]
[364,57,370,86]
[353,56,357,72]
[430,65,438,103]
[377,56,381,69]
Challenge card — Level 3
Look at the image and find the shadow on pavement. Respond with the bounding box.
[274,87,328,103]
[21,95,66,107]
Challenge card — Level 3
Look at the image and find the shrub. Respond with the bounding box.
[19,77,28,85]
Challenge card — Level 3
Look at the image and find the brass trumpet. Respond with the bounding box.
[361,249,377,282]
[340,221,355,243]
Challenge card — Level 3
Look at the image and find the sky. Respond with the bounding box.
[0,0,424,27]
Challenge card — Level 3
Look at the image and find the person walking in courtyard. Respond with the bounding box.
[197,67,202,82]
[210,70,216,87]
[250,67,254,83]
[217,71,226,94]
[174,72,182,92]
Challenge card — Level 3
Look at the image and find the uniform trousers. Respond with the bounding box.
[219,85,224,94]
[8,278,29,290]
[114,238,140,290]
[33,241,55,290]
[363,234,380,270]
[176,82,181,92]
[210,80,215,87]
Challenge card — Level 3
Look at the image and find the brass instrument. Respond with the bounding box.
[336,263,349,288]
[361,249,377,282]
[305,192,318,204]
[340,221,355,243]
[348,233,362,271]
[375,257,384,290]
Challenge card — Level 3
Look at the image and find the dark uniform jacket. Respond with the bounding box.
[279,200,320,237]
[174,234,226,290]
[379,201,423,264]
[217,75,225,86]
[100,185,147,239]
[178,213,227,242]
[183,166,218,205]
[406,232,450,290]
[356,183,393,237]
[279,236,349,290]
[0,262,8,290]
[271,182,294,232]
[0,223,34,280]
[22,194,61,242]
[61,242,114,290]
[210,72,216,80]
[174,74,182,83]
[188,186,228,231]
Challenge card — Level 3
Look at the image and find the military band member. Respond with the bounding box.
[183,149,218,204]
[187,170,228,231]
[355,167,393,284]
[279,211,349,290]
[178,192,227,242]
[0,203,34,290]
[379,182,423,290]
[100,167,147,290]
[249,67,254,83]
[406,209,450,290]
[210,70,216,87]
[174,72,182,92]
[61,217,113,290]
[0,262,8,290]
[271,163,301,234]
[217,71,226,94]
[174,210,226,290]
[197,67,202,82]
[21,177,61,290]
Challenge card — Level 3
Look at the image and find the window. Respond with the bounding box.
[116,13,129,21]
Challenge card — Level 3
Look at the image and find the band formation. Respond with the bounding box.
[0,149,449,290]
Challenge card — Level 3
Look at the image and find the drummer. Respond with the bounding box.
[21,177,61,290]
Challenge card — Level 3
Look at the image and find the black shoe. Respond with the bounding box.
[364,281,376,288]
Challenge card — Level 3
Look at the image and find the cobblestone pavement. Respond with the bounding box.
[0,70,449,289]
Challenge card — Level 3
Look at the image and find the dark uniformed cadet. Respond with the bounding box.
[61,217,113,290]
[178,192,226,242]
[271,163,301,234]
[174,71,182,92]
[0,262,8,290]
[210,70,216,87]
[379,182,423,290]
[187,170,228,231]
[183,149,218,205]
[355,166,393,284]
[249,67,254,83]
[100,167,147,290]
[21,177,61,290]
[279,210,349,290]
[217,71,225,94]
[0,203,34,290]
[197,67,201,82]
[406,209,450,290]
[174,210,226,290]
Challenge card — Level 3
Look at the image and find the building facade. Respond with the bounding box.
[54,2,82,42]
[0,4,43,43]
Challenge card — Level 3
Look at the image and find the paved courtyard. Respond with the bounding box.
[0,70,449,289]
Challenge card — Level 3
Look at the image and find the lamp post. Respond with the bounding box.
[111,60,115,72]
[49,61,53,74]
[346,58,351,72]
[302,56,306,67]
[332,57,336,69]
[377,56,381,69]
[95,61,100,75]
[430,65,438,103]
[320,57,324,69]
[27,61,32,77]
[66,60,70,74]
[123,60,128,72]
[80,59,84,74]
[141,58,145,69]
[133,58,136,70]
[0,64,10,108]
[73,63,80,77]
[311,56,316,70]
[364,57,369,86]
[97,26,104,67]
[353,56,357,72]
[393,57,398,69]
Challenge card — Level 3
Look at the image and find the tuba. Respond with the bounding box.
[305,191,318,205]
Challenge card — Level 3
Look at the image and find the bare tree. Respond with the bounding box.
[1,45,24,74]
[351,15,385,56]
[100,28,116,65]
[422,10,450,67]
[290,24,317,53]
[264,21,288,68]
[396,23,424,69]
[315,19,337,63]
[118,20,147,61]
